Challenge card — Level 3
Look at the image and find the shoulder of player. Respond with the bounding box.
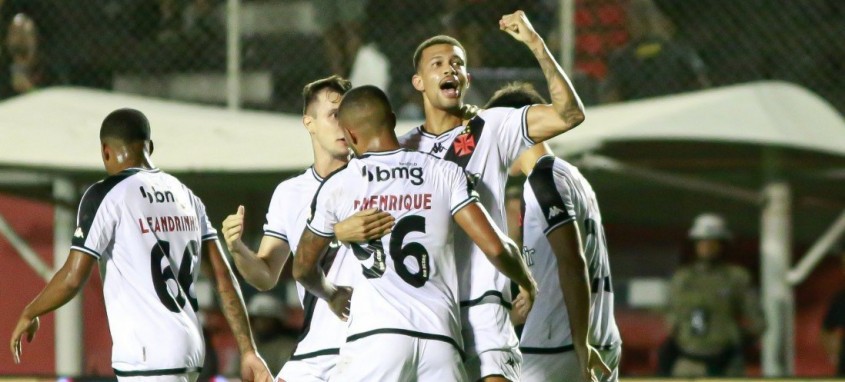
[477,105,528,123]
[272,168,318,196]
[80,168,146,204]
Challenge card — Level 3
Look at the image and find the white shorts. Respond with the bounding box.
[461,303,521,381]
[521,345,621,382]
[329,332,467,382]
[277,351,338,382]
[116,371,199,382]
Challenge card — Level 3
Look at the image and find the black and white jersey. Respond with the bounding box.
[520,156,621,351]
[398,106,533,308]
[71,167,215,375]
[306,149,477,355]
[262,166,359,360]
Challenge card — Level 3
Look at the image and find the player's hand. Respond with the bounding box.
[334,209,394,244]
[239,350,273,382]
[513,283,538,320]
[222,205,249,254]
[576,344,611,382]
[499,10,542,46]
[509,296,528,326]
[328,286,353,321]
[10,316,39,364]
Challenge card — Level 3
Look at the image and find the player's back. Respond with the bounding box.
[307,148,476,351]
[521,156,620,350]
[72,167,213,373]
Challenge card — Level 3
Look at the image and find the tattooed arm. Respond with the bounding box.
[202,239,272,382]
[292,228,353,321]
[499,10,586,143]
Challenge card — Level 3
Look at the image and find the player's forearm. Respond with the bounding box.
[488,238,535,291]
[207,243,258,355]
[527,38,585,128]
[22,268,87,320]
[292,259,337,302]
[558,255,591,350]
[229,245,277,291]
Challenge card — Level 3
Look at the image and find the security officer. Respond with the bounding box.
[664,213,766,377]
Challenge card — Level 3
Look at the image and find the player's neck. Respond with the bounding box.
[312,154,347,179]
[362,133,401,154]
[422,101,464,135]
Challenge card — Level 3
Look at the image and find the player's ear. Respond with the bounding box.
[465,72,472,90]
[101,142,110,162]
[412,73,424,92]
[147,140,154,156]
[302,114,315,134]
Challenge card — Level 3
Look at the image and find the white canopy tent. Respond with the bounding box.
[1,81,843,376]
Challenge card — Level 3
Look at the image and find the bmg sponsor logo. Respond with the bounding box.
[362,165,424,185]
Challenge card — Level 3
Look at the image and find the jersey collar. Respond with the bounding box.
[309,166,324,182]
[359,148,406,159]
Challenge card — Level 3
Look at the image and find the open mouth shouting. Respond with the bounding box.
[439,76,462,99]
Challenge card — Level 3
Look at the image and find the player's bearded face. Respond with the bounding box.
[310,90,349,158]
[415,44,469,111]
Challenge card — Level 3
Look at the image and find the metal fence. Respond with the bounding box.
[1,0,842,115]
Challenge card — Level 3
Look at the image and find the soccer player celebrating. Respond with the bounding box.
[294,86,537,382]
[220,75,392,381]
[9,109,272,382]
[487,83,619,382]
[400,10,586,381]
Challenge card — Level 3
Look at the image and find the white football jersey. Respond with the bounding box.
[306,148,477,356]
[262,166,359,360]
[398,106,532,307]
[520,156,621,352]
[71,167,215,376]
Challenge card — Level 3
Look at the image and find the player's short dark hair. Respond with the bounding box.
[413,35,465,72]
[100,108,151,143]
[302,75,352,115]
[338,85,393,125]
[485,82,548,109]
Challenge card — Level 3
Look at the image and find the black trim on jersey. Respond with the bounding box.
[358,148,407,158]
[306,224,334,238]
[289,347,340,361]
[442,116,485,169]
[416,124,463,139]
[294,245,341,343]
[113,366,201,377]
[72,168,141,249]
[307,163,349,229]
[450,196,478,216]
[263,230,289,242]
[520,343,617,354]
[527,155,573,234]
[520,105,534,146]
[201,233,218,241]
[309,166,324,182]
[70,245,102,259]
[346,328,466,360]
[459,290,513,310]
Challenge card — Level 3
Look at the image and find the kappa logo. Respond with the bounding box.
[430,142,446,154]
[548,205,565,219]
[73,227,84,239]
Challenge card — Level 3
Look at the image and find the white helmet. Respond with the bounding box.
[688,213,732,240]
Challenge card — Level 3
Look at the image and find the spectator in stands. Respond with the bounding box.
[316,0,366,76]
[661,213,765,377]
[820,243,845,376]
[0,13,54,98]
[234,293,298,375]
[601,0,709,102]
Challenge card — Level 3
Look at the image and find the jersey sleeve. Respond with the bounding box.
[191,192,218,242]
[483,106,534,165]
[305,175,341,238]
[70,182,117,259]
[262,184,289,242]
[445,161,479,215]
[526,155,576,235]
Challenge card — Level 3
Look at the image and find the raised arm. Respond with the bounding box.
[453,202,538,315]
[499,10,586,143]
[293,228,352,320]
[10,250,96,363]
[222,205,290,291]
[547,223,610,380]
[202,239,272,382]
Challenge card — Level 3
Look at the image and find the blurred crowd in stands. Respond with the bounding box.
[0,0,842,115]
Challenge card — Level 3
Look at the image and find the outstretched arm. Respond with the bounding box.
[454,202,537,316]
[293,228,352,320]
[547,223,610,380]
[202,240,272,382]
[500,10,586,143]
[222,205,291,291]
[10,250,96,363]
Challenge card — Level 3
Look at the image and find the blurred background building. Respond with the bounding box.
[1,0,844,379]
